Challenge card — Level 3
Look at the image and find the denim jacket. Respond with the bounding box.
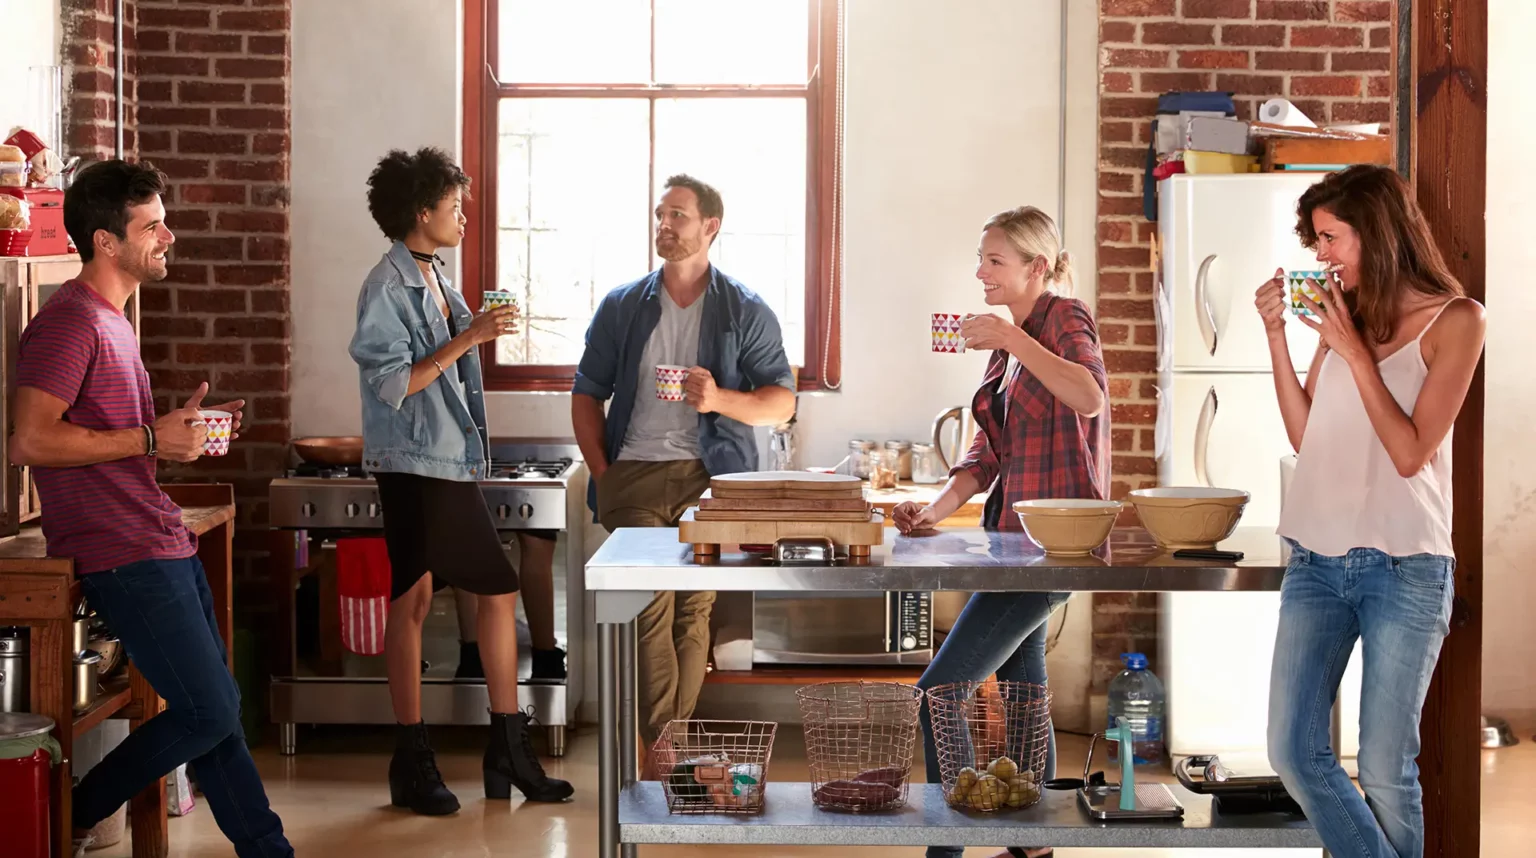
[349,242,491,481]
[573,266,795,512]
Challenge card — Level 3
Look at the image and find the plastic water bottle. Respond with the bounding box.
[1107,652,1165,765]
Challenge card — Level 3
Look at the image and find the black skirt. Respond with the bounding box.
[374,471,519,600]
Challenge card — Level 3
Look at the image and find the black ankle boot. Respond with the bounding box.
[484,710,573,802]
[530,646,567,681]
[389,722,460,815]
[455,641,484,680]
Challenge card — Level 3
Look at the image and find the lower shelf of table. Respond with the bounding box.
[618,782,1319,848]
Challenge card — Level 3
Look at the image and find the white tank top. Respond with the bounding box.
[1277,302,1456,558]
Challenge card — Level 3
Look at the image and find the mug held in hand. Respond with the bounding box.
[655,365,689,401]
[1287,270,1334,318]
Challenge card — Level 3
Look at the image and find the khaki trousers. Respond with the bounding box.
[596,458,713,745]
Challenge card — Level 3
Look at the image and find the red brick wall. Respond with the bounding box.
[62,0,136,162]
[63,1,293,610]
[1091,0,1394,691]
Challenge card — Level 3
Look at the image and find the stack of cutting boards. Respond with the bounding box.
[678,471,885,553]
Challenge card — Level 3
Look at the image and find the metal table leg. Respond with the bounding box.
[279,722,297,756]
[598,622,619,858]
[620,620,638,782]
[619,620,638,858]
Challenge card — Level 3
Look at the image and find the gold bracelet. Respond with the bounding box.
[431,356,445,374]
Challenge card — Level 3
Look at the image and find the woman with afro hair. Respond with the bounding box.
[349,146,572,814]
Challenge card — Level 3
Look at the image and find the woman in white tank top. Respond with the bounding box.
[1253,165,1485,858]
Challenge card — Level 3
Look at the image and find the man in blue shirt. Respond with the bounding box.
[572,174,795,752]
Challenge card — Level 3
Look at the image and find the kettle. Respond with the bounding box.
[930,406,979,471]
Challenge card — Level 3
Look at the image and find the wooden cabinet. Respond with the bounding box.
[0,255,140,535]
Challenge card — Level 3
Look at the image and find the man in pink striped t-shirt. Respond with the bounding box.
[10,160,292,857]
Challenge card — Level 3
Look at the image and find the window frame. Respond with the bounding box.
[461,0,843,392]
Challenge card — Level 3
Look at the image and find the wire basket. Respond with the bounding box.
[926,680,1052,812]
[796,681,924,812]
[652,720,776,815]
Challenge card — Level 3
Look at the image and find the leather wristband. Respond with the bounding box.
[142,424,156,457]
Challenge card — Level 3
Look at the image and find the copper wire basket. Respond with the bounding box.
[652,720,776,814]
[796,681,924,812]
[926,680,1052,812]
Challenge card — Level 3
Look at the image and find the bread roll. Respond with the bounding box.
[0,195,27,230]
[0,145,25,188]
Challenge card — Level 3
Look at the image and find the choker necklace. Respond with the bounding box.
[409,249,443,266]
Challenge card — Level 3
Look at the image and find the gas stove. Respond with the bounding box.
[267,438,590,757]
[268,440,580,531]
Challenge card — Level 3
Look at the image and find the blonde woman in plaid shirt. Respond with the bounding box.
[894,206,1110,858]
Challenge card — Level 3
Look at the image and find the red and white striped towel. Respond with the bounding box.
[335,537,392,656]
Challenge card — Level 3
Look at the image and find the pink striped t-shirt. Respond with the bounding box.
[17,280,195,573]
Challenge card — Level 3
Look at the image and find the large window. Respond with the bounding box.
[463,0,843,391]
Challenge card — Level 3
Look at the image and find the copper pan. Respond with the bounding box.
[292,436,364,466]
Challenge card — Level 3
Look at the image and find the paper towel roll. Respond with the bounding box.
[1260,98,1316,128]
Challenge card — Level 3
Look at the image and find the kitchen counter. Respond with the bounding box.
[587,525,1302,857]
[586,525,1286,594]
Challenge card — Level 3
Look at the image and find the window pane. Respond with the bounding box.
[654,0,809,85]
[655,98,807,366]
[495,99,650,366]
[498,0,650,84]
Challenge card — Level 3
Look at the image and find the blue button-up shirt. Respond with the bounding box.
[572,266,795,512]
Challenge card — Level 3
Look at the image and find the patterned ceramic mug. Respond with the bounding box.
[482,290,519,312]
[932,313,966,353]
[655,365,689,402]
[199,410,233,457]
[1287,270,1332,318]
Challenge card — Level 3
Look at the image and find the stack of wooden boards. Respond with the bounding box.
[677,472,885,556]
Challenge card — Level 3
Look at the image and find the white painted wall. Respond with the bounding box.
[0,0,63,142]
[290,0,1099,722]
[290,0,462,437]
[1482,0,1536,728]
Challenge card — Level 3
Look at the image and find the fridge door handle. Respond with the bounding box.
[1194,253,1218,357]
[1194,385,1218,487]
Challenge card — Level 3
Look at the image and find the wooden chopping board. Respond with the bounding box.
[678,507,885,548]
[697,489,870,513]
[710,471,863,493]
[692,507,874,523]
[709,486,866,500]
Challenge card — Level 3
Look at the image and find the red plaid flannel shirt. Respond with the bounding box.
[952,293,1112,530]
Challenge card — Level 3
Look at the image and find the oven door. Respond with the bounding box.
[751,591,932,666]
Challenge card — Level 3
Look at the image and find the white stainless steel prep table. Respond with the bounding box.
[586,525,1317,857]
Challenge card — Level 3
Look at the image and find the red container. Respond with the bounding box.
[0,749,51,858]
[0,229,33,257]
[0,188,69,257]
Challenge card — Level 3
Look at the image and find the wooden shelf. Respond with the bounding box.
[72,675,132,738]
[705,664,925,686]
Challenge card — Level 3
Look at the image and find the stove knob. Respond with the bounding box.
[901,635,918,651]
[517,503,533,521]
[344,503,359,517]
[496,504,511,520]
[368,503,380,518]
[300,502,315,518]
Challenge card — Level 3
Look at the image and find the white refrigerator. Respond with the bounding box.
[1154,173,1362,774]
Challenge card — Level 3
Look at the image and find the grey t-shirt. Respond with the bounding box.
[617,287,704,461]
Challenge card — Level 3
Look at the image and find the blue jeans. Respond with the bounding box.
[1267,541,1453,858]
[76,557,292,858]
[918,591,1070,858]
